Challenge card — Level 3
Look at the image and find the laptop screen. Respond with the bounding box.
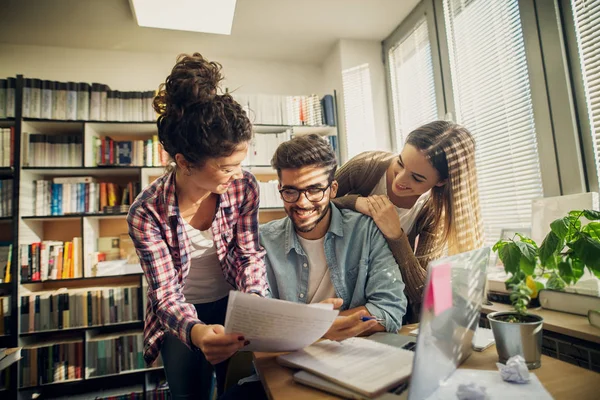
[408,247,490,400]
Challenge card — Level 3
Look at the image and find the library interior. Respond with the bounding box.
[0,0,599,399]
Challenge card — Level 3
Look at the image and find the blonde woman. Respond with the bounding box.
[333,121,483,321]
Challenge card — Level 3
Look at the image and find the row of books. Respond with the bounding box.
[97,388,171,400]
[0,179,13,217]
[93,136,169,167]
[258,181,284,208]
[20,286,142,333]
[232,93,335,127]
[19,336,163,388]
[17,77,156,122]
[86,331,163,378]
[33,178,141,216]
[0,296,11,336]
[19,341,84,387]
[19,239,83,282]
[243,130,291,167]
[25,133,82,167]
[0,78,16,119]
[0,128,13,167]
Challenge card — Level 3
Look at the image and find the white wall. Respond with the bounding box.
[339,39,391,153]
[0,44,324,95]
[320,39,392,162]
[321,41,347,161]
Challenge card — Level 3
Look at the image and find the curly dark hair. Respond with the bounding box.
[153,53,252,166]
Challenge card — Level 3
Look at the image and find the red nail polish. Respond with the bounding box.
[238,336,245,341]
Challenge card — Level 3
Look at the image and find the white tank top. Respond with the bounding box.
[182,219,234,304]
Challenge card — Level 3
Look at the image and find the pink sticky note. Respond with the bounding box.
[432,263,452,315]
[423,263,452,315]
[423,279,434,310]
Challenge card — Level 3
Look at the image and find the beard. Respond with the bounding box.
[287,202,331,233]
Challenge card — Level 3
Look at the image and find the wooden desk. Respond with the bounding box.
[481,302,600,344]
[253,324,600,400]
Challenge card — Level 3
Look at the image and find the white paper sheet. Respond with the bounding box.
[223,291,339,352]
[425,369,553,400]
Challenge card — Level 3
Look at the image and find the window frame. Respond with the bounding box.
[560,0,599,193]
[382,0,447,153]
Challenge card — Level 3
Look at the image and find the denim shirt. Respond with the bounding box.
[260,203,407,333]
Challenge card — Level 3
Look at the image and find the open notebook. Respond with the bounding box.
[277,337,414,398]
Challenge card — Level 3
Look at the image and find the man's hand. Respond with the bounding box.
[319,298,344,309]
[324,310,378,341]
[366,195,403,240]
[191,324,248,365]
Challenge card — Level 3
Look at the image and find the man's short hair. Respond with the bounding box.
[270,134,338,181]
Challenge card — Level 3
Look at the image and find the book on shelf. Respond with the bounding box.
[258,181,283,208]
[32,178,140,216]
[243,130,291,167]
[0,179,14,218]
[0,243,12,283]
[0,295,11,336]
[20,285,141,333]
[86,330,163,378]
[0,128,14,167]
[19,238,82,282]
[19,340,84,387]
[95,387,171,400]
[0,77,16,119]
[94,135,168,167]
[24,133,82,167]
[231,93,333,127]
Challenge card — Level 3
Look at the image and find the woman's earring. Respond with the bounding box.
[185,168,192,176]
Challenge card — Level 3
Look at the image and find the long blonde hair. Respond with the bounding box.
[406,121,484,256]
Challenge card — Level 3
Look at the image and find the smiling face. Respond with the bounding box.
[279,166,338,239]
[388,144,444,198]
[177,142,248,195]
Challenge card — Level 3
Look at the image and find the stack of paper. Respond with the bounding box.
[278,338,414,398]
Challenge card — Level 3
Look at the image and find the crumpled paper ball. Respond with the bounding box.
[496,355,531,383]
[456,382,489,400]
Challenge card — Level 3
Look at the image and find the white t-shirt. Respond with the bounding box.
[370,174,430,234]
[182,219,234,304]
[296,236,336,303]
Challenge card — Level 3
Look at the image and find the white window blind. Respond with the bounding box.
[443,0,544,245]
[571,0,600,185]
[388,18,438,148]
[342,64,376,159]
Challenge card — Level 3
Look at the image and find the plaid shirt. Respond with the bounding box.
[127,170,268,365]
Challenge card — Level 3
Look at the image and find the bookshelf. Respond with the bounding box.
[3,75,339,399]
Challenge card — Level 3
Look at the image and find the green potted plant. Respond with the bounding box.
[489,209,600,369]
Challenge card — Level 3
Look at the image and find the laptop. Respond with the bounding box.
[292,247,490,400]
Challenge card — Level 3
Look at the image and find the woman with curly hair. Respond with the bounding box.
[127,53,267,399]
[333,121,484,321]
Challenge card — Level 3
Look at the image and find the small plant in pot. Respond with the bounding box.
[489,209,600,369]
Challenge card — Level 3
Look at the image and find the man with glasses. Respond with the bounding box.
[260,134,407,340]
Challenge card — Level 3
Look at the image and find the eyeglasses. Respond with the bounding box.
[279,185,331,203]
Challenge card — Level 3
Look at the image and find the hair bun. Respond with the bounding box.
[153,53,224,117]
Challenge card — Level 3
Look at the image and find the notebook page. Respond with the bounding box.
[224,291,339,352]
[278,338,414,396]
